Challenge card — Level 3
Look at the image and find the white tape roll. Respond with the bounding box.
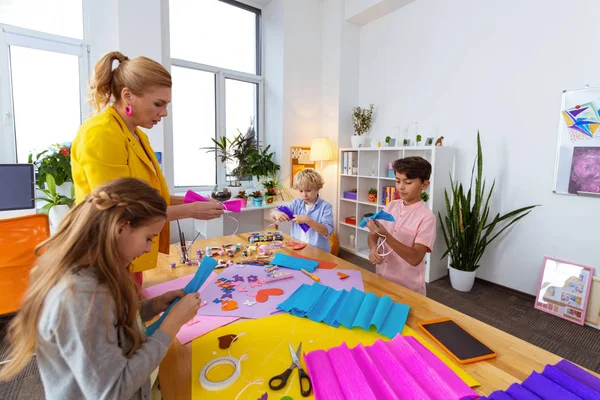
[199,356,241,391]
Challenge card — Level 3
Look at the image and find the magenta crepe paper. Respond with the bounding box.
[183,190,242,213]
[328,343,378,400]
[304,335,477,400]
[367,340,431,399]
[404,336,476,398]
[351,344,399,400]
[304,349,345,400]
[388,335,460,400]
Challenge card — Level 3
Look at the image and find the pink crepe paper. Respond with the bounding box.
[304,336,477,400]
[183,190,242,213]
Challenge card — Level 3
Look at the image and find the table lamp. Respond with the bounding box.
[309,137,333,171]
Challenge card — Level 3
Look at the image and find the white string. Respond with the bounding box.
[221,202,240,235]
[377,232,393,256]
[222,332,265,400]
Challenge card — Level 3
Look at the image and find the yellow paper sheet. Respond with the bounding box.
[191,314,479,399]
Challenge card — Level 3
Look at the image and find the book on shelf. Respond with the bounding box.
[382,185,397,206]
[341,151,358,175]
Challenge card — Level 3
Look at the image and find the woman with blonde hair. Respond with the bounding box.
[72,51,223,286]
[0,178,201,399]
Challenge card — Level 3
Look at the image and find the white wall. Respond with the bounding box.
[356,0,600,294]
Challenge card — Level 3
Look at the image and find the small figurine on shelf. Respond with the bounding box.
[416,134,422,146]
[435,136,445,146]
[368,188,377,203]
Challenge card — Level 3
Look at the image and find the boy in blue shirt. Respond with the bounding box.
[270,169,334,252]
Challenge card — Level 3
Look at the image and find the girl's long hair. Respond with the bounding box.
[0,178,167,381]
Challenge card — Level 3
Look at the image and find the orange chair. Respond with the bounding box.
[0,214,50,315]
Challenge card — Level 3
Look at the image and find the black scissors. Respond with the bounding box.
[268,342,312,397]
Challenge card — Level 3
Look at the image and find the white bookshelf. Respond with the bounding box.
[337,146,455,283]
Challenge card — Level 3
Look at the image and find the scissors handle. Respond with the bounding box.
[269,367,294,390]
[298,367,312,397]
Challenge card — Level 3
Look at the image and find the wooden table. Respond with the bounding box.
[144,232,579,399]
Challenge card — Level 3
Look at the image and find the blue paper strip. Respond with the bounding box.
[271,253,319,272]
[145,257,217,337]
[276,283,410,337]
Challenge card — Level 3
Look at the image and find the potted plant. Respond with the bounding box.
[29,143,73,196]
[248,190,264,207]
[351,104,374,148]
[246,144,281,188]
[262,179,277,204]
[402,139,410,146]
[439,133,539,292]
[235,190,248,208]
[385,136,396,147]
[34,174,74,227]
[368,188,377,203]
[211,187,232,202]
[420,191,429,203]
[416,134,422,146]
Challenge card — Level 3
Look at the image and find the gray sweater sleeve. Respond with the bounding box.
[46,279,172,400]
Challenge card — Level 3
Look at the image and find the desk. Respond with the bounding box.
[144,232,590,399]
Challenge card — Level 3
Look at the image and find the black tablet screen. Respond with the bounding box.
[421,320,494,361]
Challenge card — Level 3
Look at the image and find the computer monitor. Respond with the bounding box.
[0,164,35,211]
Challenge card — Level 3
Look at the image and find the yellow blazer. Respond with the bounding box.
[71,106,171,273]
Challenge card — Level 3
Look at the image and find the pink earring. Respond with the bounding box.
[125,104,133,116]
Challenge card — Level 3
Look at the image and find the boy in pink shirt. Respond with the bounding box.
[367,157,436,295]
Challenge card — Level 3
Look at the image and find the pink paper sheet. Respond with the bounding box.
[196,266,364,319]
[304,336,478,400]
[142,273,240,344]
[183,190,242,213]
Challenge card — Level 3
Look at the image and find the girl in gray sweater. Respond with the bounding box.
[0,178,202,399]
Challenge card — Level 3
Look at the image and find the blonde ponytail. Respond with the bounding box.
[88,51,171,114]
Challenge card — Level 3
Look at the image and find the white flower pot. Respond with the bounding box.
[449,266,477,292]
[49,204,70,227]
[55,182,73,198]
[351,136,368,149]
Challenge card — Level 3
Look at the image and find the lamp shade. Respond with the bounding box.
[310,137,333,162]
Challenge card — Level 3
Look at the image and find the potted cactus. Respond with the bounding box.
[235,190,248,208]
[248,190,264,207]
[368,188,377,203]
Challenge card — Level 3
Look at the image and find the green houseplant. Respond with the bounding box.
[248,190,264,207]
[202,127,256,187]
[416,134,422,146]
[34,175,74,227]
[420,191,429,203]
[262,179,277,204]
[439,132,538,292]
[28,143,73,189]
[351,104,374,148]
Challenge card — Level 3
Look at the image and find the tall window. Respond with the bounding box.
[0,1,88,164]
[168,0,262,189]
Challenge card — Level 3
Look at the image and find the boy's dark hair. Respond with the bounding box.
[392,156,432,182]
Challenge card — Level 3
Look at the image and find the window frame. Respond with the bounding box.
[0,17,90,164]
[163,0,264,192]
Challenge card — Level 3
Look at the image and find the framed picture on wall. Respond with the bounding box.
[291,146,315,187]
[535,257,594,325]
